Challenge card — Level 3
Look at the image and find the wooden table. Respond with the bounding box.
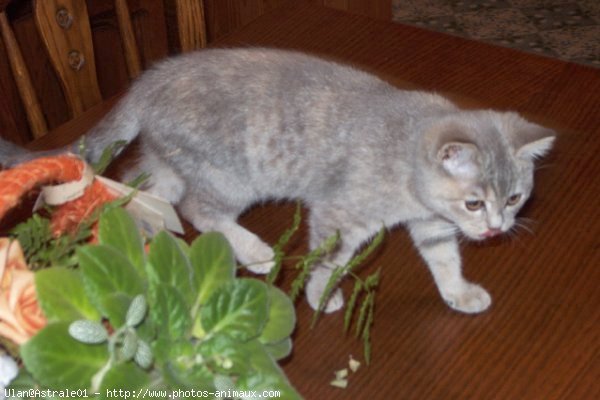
[25,2,600,399]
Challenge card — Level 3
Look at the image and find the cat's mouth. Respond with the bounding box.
[460,227,506,241]
[480,228,503,239]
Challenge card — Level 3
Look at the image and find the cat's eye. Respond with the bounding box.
[465,200,485,211]
[506,194,522,206]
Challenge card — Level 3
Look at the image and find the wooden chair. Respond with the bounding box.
[0,0,206,141]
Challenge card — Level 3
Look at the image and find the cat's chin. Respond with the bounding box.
[459,230,494,242]
[461,230,506,242]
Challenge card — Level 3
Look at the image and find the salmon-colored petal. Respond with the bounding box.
[0,296,24,334]
[7,270,34,310]
[50,180,118,237]
[0,155,85,221]
[0,321,29,345]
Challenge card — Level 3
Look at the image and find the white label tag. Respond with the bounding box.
[33,162,94,211]
[32,159,184,236]
[96,176,184,236]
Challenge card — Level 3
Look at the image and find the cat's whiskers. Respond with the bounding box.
[534,162,555,171]
[513,217,535,236]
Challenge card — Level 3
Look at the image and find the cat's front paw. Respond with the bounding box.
[306,268,344,313]
[442,283,491,314]
[238,239,275,274]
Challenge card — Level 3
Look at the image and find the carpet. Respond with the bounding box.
[392,0,599,67]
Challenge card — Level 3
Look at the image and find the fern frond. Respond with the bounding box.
[267,203,302,284]
[91,140,128,174]
[341,227,385,276]
[344,280,363,332]
[289,230,339,301]
[354,291,371,338]
[362,291,376,365]
[10,215,52,270]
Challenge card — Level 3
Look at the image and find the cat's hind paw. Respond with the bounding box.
[442,283,492,314]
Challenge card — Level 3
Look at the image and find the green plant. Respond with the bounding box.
[265,204,383,365]
[10,207,301,399]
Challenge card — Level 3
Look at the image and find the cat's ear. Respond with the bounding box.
[509,116,556,160]
[437,142,480,179]
[516,132,555,160]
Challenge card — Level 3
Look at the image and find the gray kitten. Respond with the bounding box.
[0,48,555,314]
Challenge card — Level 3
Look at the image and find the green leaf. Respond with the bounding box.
[259,286,296,344]
[236,340,302,399]
[21,322,108,390]
[126,295,148,327]
[35,268,100,322]
[134,339,153,369]
[97,208,146,275]
[147,231,193,304]
[149,284,191,341]
[198,334,252,375]
[200,279,269,341]
[162,362,215,392]
[213,374,236,392]
[264,337,293,360]
[119,331,138,361]
[190,232,236,309]
[7,369,57,399]
[78,245,145,315]
[99,293,132,328]
[68,320,108,344]
[91,140,128,175]
[98,363,151,399]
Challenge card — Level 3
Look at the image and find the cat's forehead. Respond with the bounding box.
[480,142,517,198]
[466,112,523,197]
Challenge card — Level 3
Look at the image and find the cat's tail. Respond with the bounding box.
[0,96,140,169]
[0,138,31,168]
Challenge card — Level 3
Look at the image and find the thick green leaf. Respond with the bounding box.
[20,322,108,390]
[236,340,302,399]
[97,208,145,274]
[162,362,215,392]
[126,295,148,327]
[197,334,252,375]
[68,320,108,344]
[264,337,293,361]
[98,363,151,399]
[190,232,236,308]
[259,286,296,344]
[149,284,191,341]
[78,245,144,314]
[35,268,100,322]
[99,293,132,328]
[7,369,57,399]
[200,279,268,341]
[147,231,193,304]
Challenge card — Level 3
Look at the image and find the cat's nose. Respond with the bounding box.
[482,228,502,238]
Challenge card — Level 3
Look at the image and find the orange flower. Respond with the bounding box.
[0,239,46,345]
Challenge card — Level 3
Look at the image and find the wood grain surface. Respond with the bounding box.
[15,2,600,399]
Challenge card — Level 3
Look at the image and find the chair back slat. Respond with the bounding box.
[1,0,207,142]
[0,10,48,138]
[114,0,141,79]
[34,0,102,117]
[176,0,207,52]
